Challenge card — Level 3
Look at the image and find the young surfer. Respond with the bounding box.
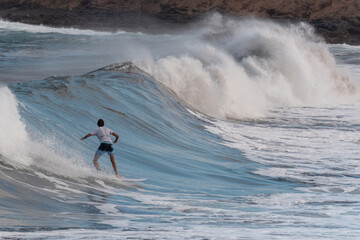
[81,119,120,178]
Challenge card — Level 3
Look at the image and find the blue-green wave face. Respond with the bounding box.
[1,15,360,239]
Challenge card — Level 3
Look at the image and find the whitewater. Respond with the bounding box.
[1,14,360,239]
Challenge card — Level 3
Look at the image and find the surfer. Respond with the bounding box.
[81,119,120,178]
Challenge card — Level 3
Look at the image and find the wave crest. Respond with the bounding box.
[143,14,358,119]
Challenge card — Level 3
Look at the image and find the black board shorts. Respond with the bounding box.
[96,142,114,156]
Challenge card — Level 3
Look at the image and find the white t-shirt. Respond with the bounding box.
[91,127,113,143]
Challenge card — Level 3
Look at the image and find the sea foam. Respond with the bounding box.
[0,86,95,177]
[144,14,358,119]
[0,86,32,165]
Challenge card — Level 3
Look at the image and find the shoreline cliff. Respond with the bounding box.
[0,0,359,44]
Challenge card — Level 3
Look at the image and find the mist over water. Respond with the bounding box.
[144,14,358,119]
[1,14,360,240]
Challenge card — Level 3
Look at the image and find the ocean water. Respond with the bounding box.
[1,14,360,239]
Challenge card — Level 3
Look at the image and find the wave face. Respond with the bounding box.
[1,61,285,239]
[1,15,360,239]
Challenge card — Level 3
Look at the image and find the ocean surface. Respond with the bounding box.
[1,14,360,239]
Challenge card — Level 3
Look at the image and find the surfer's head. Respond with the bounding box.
[97,119,104,127]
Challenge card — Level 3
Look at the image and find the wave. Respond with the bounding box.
[1,14,358,181]
[2,62,240,182]
[0,18,125,35]
[0,85,97,179]
[3,15,357,120]
[1,15,360,237]
[141,14,359,119]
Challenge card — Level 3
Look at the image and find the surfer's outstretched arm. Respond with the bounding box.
[81,133,92,140]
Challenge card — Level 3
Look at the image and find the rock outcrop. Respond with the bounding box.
[0,0,359,44]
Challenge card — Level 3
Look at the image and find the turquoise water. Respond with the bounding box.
[1,16,360,239]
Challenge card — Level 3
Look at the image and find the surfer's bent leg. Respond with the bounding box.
[93,153,100,171]
[109,154,120,178]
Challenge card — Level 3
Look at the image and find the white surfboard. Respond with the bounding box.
[121,178,147,182]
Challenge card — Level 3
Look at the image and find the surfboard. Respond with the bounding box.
[121,178,147,182]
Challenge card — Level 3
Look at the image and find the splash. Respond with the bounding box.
[144,14,358,119]
[0,86,94,177]
[0,86,32,165]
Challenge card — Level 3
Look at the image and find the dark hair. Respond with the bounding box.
[97,119,104,127]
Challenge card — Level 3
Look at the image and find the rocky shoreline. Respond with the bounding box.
[0,0,359,45]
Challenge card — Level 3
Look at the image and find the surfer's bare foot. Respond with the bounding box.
[116,173,120,178]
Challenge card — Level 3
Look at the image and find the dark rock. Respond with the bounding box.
[0,0,359,45]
